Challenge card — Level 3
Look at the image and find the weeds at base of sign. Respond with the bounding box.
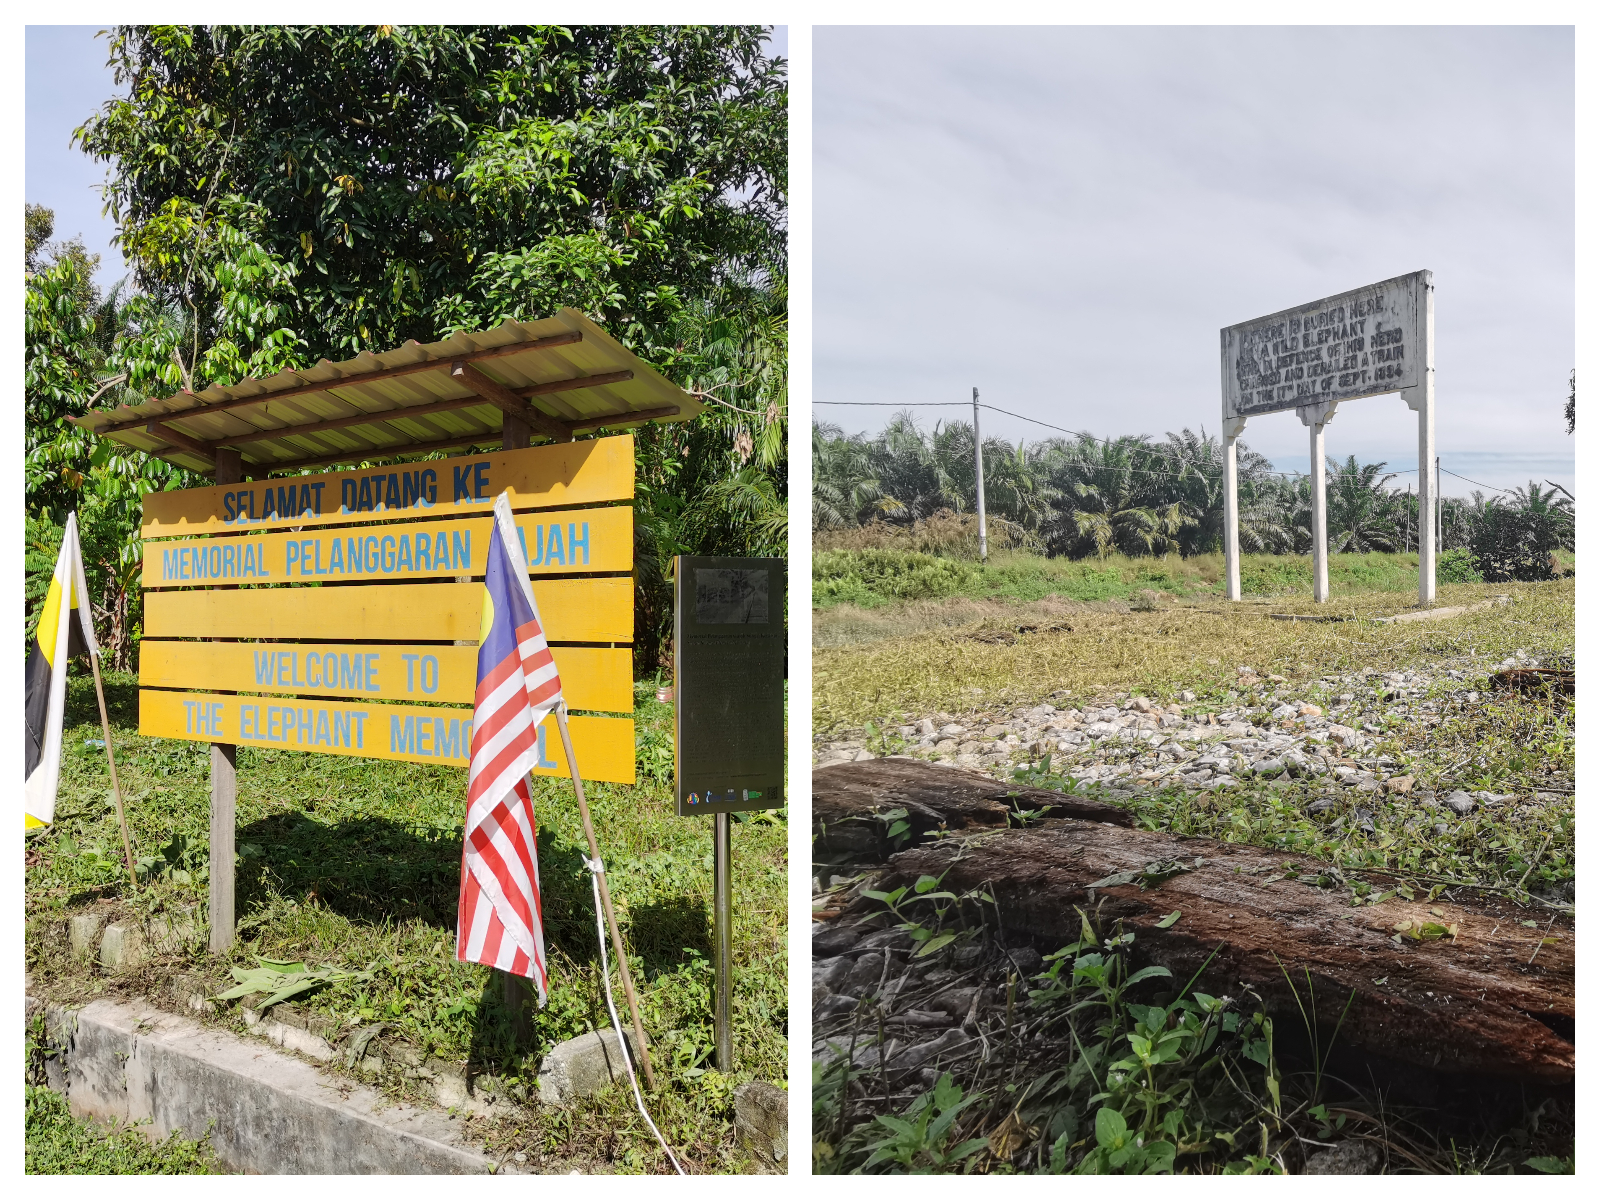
[26,674,788,1175]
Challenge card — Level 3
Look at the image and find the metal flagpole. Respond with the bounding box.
[973,387,988,562]
[712,810,733,1071]
[553,702,657,1090]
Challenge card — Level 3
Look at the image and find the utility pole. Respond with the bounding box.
[1440,457,1452,553]
[973,386,988,561]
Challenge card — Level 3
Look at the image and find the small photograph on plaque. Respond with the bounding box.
[695,568,769,624]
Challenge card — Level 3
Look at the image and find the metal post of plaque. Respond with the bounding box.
[1221,270,1435,606]
[673,555,786,1072]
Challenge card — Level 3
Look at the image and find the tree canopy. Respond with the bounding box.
[813,415,1572,577]
[76,24,785,392]
[30,25,788,671]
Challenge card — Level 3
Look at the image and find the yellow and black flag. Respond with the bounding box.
[26,512,98,829]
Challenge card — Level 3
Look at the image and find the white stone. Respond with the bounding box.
[537,1029,640,1106]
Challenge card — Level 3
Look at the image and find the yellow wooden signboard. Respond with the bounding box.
[140,690,634,782]
[144,578,631,643]
[143,436,633,537]
[139,643,633,713]
[139,438,637,785]
[142,507,632,587]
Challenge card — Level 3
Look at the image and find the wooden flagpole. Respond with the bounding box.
[553,702,657,1090]
[86,647,138,890]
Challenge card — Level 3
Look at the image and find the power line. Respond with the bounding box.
[1441,467,1513,494]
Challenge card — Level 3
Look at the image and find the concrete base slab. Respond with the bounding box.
[27,992,501,1174]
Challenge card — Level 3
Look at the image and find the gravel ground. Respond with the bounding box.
[814,649,1565,822]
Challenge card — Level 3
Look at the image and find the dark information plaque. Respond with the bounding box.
[673,556,786,816]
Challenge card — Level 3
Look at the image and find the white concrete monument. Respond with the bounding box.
[1220,270,1435,606]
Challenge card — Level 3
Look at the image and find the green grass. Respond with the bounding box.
[26,674,787,1174]
[817,575,1575,902]
[813,562,1574,1174]
[815,578,1572,730]
[813,548,1445,611]
[26,1082,221,1174]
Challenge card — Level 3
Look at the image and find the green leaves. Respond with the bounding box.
[214,957,376,1009]
[1088,858,1197,891]
[913,932,958,959]
[79,26,786,367]
[1525,1155,1574,1174]
[859,1073,988,1172]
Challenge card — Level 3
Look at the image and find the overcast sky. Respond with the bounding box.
[815,25,1575,498]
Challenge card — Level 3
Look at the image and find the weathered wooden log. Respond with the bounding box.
[816,760,1574,1084]
[813,757,1131,866]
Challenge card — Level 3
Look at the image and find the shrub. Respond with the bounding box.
[813,510,1033,559]
[813,549,981,607]
[1436,547,1483,584]
[1469,504,1565,583]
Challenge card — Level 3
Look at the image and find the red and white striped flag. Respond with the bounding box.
[457,492,562,1003]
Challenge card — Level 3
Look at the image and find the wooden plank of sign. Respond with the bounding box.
[140,690,635,783]
[143,579,632,643]
[142,435,634,538]
[139,643,634,713]
[142,507,633,587]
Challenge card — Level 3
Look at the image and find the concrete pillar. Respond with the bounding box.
[1222,415,1246,600]
[1309,420,1329,602]
[1408,278,1437,605]
[972,387,987,562]
[1298,401,1337,604]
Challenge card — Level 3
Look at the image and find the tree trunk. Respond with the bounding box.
[815,759,1574,1083]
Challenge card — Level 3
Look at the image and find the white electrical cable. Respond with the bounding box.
[585,857,685,1175]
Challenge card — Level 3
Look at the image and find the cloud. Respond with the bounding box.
[815,26,1574,495]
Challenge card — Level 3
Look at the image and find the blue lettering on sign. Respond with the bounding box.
[536,725,557,769]
[245,704,362,749]
[165,541,272,581]
[391,714,468,759]
[522,522,591,568]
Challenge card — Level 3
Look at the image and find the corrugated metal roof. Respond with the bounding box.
[70,307,701,476]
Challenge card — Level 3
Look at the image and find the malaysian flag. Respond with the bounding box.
[457,492,561,1003]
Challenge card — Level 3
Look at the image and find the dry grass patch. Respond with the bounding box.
[814,579,1572,732]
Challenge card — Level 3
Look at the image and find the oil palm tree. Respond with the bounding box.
[1325,455,1399,552]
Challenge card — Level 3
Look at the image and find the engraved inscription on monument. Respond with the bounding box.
[695,568,769,624]
[1221,270,1428,420]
